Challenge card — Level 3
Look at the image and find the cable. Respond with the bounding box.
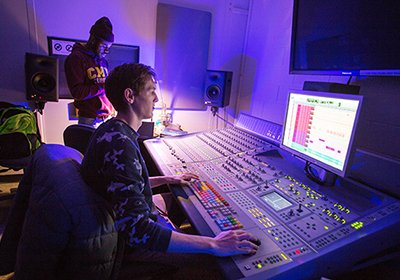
[211,106,218,116]
[155,205,169,218]
[155,205,182,230]
[210,107,235,129]
[346,75,353,85]
[210,106,234,127]
[214,113,235,127]
[216,110,219,129]
[210,106,219,129]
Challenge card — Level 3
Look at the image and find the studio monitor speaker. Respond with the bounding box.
[204,70,232,107]
[25,53,59,102]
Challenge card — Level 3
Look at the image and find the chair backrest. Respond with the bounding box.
[0,144,119,279]
[63,124,95,154]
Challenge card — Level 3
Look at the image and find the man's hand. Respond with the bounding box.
[211,230,260,257]
[149,173,199,188]
[168,229,260,257]
[168,173,199,185]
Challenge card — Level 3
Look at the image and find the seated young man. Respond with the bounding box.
[81,63,259,277]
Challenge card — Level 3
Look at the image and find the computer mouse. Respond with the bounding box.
[250,238,261,246]
[242,239,261,256]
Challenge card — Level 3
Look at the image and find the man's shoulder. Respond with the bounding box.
[93,119,134,144]
[65,49,88,68]
[67,49,88,60]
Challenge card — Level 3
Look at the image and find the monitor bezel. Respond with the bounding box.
[289,0,400,77]
[280,89,363,177]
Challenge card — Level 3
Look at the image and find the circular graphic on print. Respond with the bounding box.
[54,43,62,52]
[66,44,73,52]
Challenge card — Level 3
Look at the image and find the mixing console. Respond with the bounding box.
[144,113,400,279]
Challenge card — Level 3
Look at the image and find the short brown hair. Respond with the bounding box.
[105,63,156,111]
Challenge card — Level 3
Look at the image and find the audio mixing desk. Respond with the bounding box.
[144,113,400,279]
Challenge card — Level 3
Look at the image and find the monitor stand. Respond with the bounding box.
[257,149,283,158]
[318,169,338,186]
[305,162,338,186]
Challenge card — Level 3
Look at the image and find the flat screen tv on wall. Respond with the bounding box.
[290,0,400,76]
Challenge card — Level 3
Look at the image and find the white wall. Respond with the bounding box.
[240,0,400,160]
[240,0,351,123]
[32,0,159,143]
[32,0,158,65]
[0,0,32,104]
[2,0,398,160]
[0,0,250,143]
[157,0,250,133]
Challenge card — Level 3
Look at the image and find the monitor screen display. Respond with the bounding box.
[281,90,363,177]
[290,0,400,76]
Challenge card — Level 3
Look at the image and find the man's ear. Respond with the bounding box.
[123,88,135,104]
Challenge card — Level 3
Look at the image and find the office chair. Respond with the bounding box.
[0,144,120,279]
[0,144,178,279]
[63,124,95,154]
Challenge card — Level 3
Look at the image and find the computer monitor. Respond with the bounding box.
[281,90,363,177]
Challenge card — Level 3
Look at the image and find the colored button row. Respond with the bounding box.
[215,215,243,231]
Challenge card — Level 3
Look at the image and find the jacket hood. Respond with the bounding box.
[71,42,97,58]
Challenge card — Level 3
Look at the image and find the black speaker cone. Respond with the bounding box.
[25,52,59,102]
[32,73,56,93]
[206,85,221,100]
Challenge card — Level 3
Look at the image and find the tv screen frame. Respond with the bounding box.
[47,36,140,99]
[290,0,400,77]
[280,90,363,177]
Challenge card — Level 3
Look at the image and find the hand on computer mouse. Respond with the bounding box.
[250,238,261,246]
[211,230,260,257]
[245,238,261,255]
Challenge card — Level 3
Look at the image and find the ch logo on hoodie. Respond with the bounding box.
[87,66,109,80]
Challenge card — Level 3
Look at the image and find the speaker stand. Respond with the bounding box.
[210,106,219,116]
[34,101,46,115]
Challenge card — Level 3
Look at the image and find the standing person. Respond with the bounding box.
[65,16,115,127]
[81,63,260,278]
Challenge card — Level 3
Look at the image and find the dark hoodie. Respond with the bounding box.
[64,43,114,118]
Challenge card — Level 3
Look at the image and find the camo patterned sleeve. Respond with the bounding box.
[82,119,172,251]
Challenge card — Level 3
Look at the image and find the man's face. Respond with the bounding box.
[133,77,159,120]
[97,40,112,58]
